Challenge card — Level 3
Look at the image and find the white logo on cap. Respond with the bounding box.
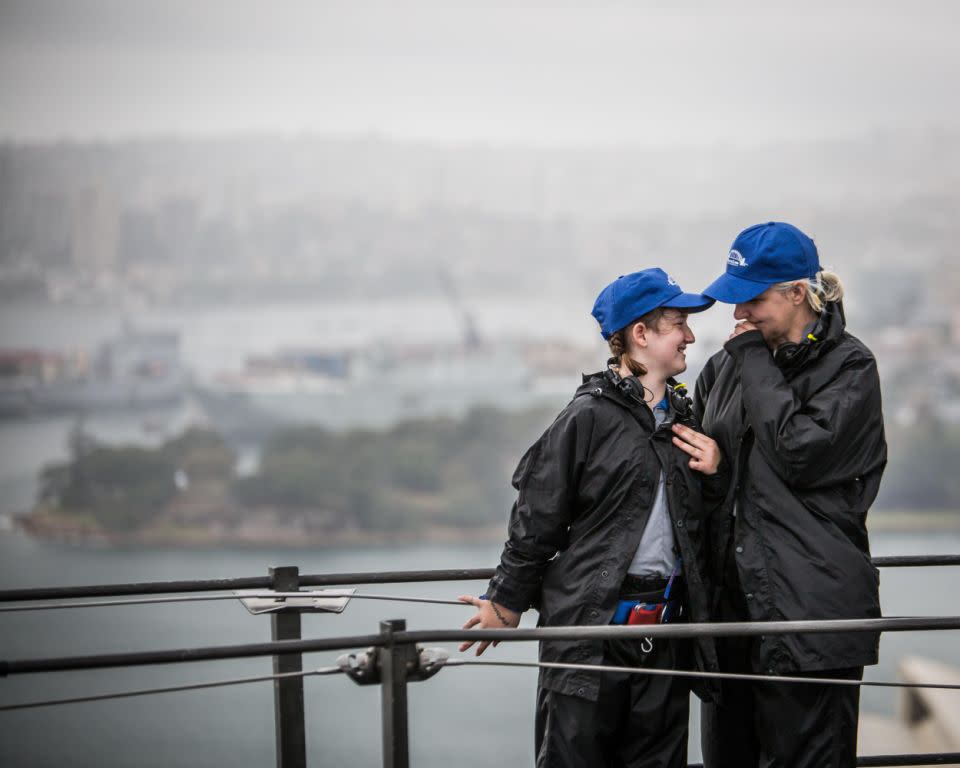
[727,249,748,267]
[666,274,678,286]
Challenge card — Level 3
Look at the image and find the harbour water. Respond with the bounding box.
[1,530,959,767]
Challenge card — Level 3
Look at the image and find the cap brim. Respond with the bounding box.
[702,273,772,304]
[661,292,715,313]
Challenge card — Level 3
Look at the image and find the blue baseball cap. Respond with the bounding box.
[703,222,821,304]
[591,268,714,340]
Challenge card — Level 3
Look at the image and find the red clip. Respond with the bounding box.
[627,602,664,626]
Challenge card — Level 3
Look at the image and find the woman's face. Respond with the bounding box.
[733,285,806,348]
[642,309,696,378]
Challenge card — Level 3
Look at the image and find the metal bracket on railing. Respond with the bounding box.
[415,647,449,682]
[338,648,382,686]
[337,645,450,687]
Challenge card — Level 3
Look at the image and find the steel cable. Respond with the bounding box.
[444,656,960,691]
[0,591,466,612]
[4,651,959,715]
[0,665,343,712]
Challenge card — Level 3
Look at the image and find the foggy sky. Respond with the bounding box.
[1,0,959,146]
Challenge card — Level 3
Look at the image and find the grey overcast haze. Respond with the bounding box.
[1,0,959,145]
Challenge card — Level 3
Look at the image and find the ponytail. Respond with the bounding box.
[608,328,647,377]
[775,269,845,314]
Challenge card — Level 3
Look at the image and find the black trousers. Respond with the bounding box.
[534,637,690,768]
[700,635,863,768]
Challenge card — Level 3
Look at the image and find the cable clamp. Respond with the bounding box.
[337,645,450,686]
[416,647,449,681]
[337,648,381,686]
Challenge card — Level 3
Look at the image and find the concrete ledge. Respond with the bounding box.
[858,655,960,764]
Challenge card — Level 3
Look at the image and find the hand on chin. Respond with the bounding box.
[729,321,759,340]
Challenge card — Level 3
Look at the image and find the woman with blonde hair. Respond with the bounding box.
[694,222,888,768]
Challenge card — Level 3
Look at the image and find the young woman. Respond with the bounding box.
[459,268,725,768]
[694,222,888,768]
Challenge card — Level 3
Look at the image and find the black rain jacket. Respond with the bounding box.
[695,302,887,674]
[486,371,722,702]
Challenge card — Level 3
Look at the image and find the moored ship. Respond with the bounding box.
[0,327,188,418]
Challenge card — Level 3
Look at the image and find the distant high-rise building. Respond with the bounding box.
[71,184,118,275]
[929,256,960,345]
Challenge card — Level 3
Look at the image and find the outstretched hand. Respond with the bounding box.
[457,595,521,656]
[671,423,722,476]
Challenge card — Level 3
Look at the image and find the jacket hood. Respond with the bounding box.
[575,369,696,428]
[774,300,846,373]
[816,300,846,345]
[575,369,641,415]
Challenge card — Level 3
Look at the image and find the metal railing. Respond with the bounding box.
[2,556,960,767]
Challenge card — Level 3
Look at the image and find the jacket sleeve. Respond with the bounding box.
[724,330,884,489]
[484,405,591,613]
[692,355,731,504]
[693,353,719,426]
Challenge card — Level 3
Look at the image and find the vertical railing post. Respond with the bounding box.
[270,566,306,768]
[380,619,414,768]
